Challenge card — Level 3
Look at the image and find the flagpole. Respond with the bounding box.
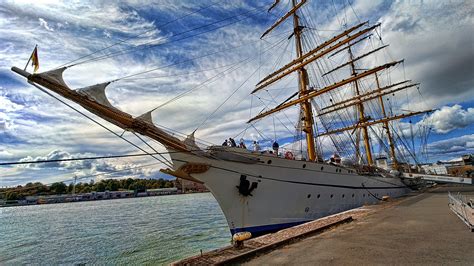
[24,44,37,71]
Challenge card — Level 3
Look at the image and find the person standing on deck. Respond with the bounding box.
[229,138,237,147]
[239,138,247,149]
[253,141,260,152]
[272,141,279,156]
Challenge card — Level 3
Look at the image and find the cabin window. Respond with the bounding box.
[307,194,311,198]
[267,160,272,164]
[321,166,324,171]
[352,194,355,198]
[317,194,320,198]
[302,164,306,168]
[342,194,345,198]
[330,194,333,198]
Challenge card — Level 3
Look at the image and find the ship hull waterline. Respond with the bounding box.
[169,149,411,236]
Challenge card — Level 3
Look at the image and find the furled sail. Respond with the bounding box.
[184,131,204,154]
[34,67,69,89]
[76,82,114,108]
[137,110,154,124]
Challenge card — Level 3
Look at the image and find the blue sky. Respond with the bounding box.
[0,0,473,186]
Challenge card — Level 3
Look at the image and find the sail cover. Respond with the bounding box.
[137,110,154,124]
[76,82,114,108]
[35,67,69,89]
[184,131,205,154]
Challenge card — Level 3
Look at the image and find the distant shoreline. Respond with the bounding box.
[0,190,209,208]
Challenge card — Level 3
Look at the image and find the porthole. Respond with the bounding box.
[317,194,320,198]
[303,164,307,168]
[307,194,311,198]
[363,194,366,197]
[342,194,345,198]
[330,194,334,198]
[267,160,272,164]
[321,166,324,171]
[352,194,355,198]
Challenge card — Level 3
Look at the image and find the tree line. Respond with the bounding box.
[0,178,175,201]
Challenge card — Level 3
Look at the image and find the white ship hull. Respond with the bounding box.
[169,148,410,236]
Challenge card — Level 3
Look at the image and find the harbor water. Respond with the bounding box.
[0,193,230,265]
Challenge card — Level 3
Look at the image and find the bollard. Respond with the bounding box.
[232,231,252,248]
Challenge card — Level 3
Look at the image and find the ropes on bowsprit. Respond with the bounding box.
[0,153,168,166]
[28,83,173,168]
[66,5,268,68]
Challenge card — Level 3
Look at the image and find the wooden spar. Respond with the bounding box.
[321,80,411,111]
[348,43,372,165]
[267,0,280,12]
[248,60,403,123]
[275,91,299,109]
[375,73,398,168]
[318,83,419,116]
[11,66,188,152]
[256,21,368,88]
[291,0,317,161]
[329,34,372,58]
[318,110,432,137]
[323,44,389,76]
[261,0,306,39]
[252,22,377,93]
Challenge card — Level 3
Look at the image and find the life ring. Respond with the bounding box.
[284,151,294,160]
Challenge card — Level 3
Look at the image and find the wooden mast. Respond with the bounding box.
[347,44,373,165]
[249,8,427,166]
[291,0,317,161]
[375,73,398,168]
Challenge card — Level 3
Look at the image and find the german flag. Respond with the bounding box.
[30,46,39,72]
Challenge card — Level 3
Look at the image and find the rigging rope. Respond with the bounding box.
[68,6,267,67]
[0,153,168,166]
[0,162,162,194]
[195,63,261,131]
[57,0,220,68]
[28,83,172,168]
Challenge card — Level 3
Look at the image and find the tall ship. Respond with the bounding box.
[12,0,432,236]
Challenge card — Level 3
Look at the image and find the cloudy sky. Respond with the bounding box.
[0,0,473,187]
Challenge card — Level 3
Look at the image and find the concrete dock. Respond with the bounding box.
[172,185,474,265]
[245,185,474,265]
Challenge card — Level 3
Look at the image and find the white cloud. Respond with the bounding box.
[0,93,23,112]
[16,149,158,180]
[420,105,474,134]
[426,134,474,158]
[38,17,54,31]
